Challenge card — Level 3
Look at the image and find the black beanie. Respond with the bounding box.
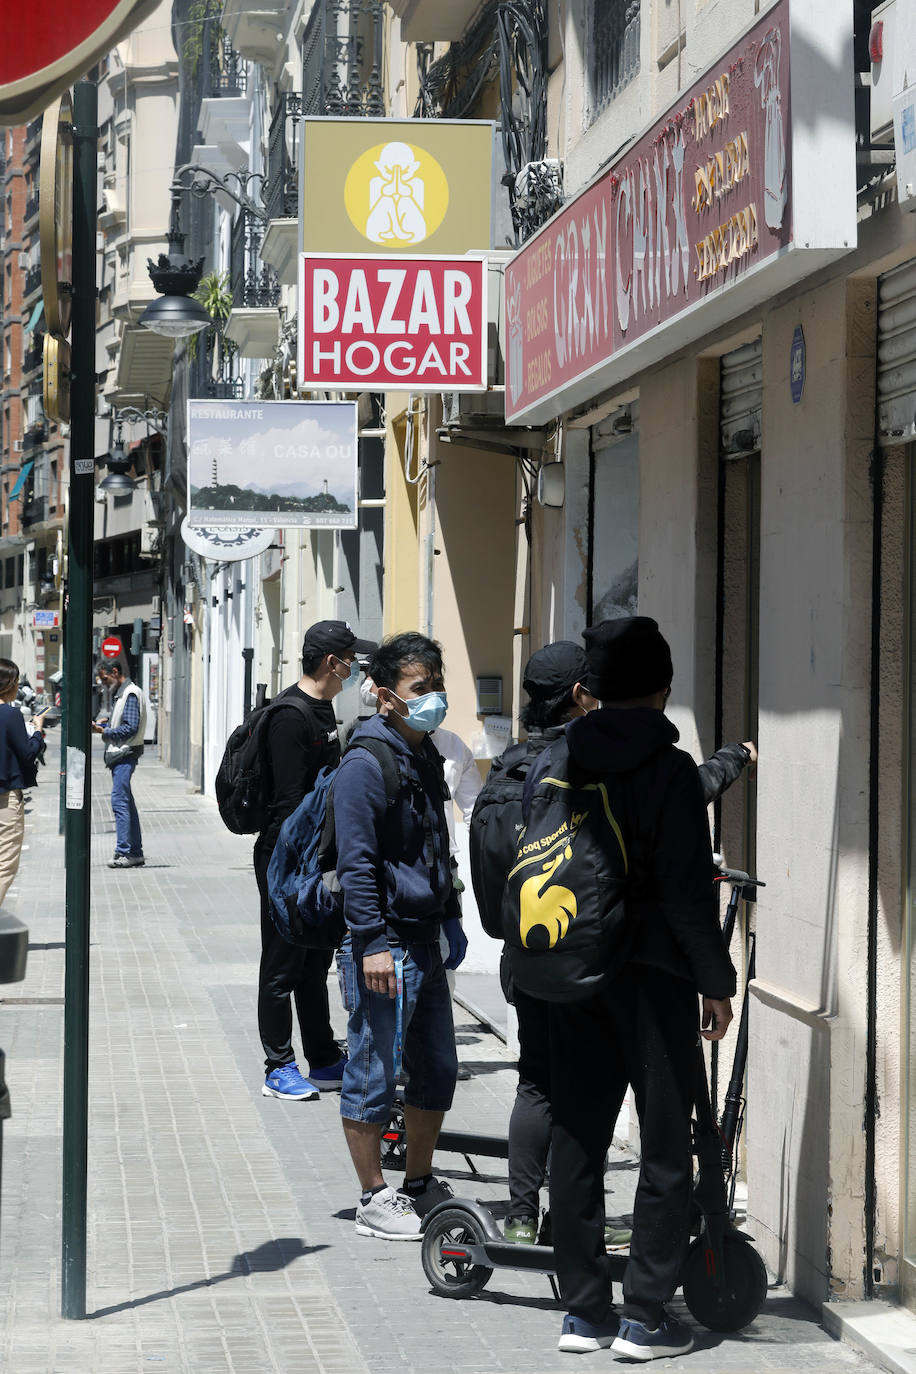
[583,617,673,702]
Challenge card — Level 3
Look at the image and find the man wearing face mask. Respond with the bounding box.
[333,632,467,1240]
[257,619,376,1102]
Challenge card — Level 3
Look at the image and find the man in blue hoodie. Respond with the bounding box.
[333,632,467,1240]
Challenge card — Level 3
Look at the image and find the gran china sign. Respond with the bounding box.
[505,0,856,426]
[301,119,494,255]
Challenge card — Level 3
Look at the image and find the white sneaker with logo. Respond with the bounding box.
[355,1186,422,1240]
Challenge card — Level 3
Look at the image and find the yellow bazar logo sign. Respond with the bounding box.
[344,141,449,247]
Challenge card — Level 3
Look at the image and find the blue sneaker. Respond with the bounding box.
[611,1312,693,1361]
[261,1064,319,1101]
[557,1310,619,1353]
[307,1053,348,1090]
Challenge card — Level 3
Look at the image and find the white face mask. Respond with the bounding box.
[359,675,378,709]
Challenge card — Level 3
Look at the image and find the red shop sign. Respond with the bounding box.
[505,0,853,426]
[298,254,488,392]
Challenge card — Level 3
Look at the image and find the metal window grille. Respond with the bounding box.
[588,0,640,123]
[265,93,302,221]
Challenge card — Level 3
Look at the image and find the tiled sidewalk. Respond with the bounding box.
[0,740,883,1372]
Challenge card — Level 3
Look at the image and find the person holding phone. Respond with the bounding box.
[0,658,47,905]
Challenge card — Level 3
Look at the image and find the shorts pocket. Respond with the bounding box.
[337,952,358,1013]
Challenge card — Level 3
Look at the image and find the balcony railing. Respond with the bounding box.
[23,339,43,374]
[23,194,39,223]
[22,495,47,528]
[188,335,243,400]
[23,423,47,452]
[25,116,42,147]
[265,93,302,221]
[588,0,640,121]
[302,0,385,118]
[230,209,280,310]
[24,264,42,297]
[200,20,247,100]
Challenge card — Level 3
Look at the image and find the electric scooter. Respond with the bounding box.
[412,865,768,1333]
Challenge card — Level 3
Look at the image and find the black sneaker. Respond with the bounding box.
[611,1312,693,1361]
[402,1176,453,1217]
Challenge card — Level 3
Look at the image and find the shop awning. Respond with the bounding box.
[8,462,33,501]
[25,300,43,334]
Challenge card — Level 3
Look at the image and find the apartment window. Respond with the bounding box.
[588,0,640,123]
[4,558,13,589]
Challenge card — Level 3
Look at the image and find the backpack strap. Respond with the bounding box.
[343,734,401,806]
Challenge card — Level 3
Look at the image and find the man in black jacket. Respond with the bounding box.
[256,619,375,1102]
[542,618,737,1360]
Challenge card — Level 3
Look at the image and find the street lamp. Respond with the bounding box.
[138,164,266,339]
[99,423,135,492]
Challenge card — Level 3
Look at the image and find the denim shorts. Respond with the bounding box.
[336,934,458,1123]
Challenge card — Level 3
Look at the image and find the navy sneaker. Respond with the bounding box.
[307,1053,348,1090]
[611,1313,694,1361]
[557,1310,619,1353]
[261,1064,319,1101]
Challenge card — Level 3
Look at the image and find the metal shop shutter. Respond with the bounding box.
[720,339,762,457]
[878,258,916,445]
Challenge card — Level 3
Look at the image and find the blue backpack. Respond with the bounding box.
[267,736,401,949]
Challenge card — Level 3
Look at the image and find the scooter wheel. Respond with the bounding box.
[681,1232,767,1332]
[421,1207,493,1299]
[380,1102,407,1169]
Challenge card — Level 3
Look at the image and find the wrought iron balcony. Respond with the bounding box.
[22,495,47,528]
[23,423,47,452]
[265,93,302,221]
[589,0,640,121]
[302,0,385,118]
[23,194,39,224]
[188,337,243,400]
[25,116,42,148]
[23,264,42,297]
[199,21,247,100]
[230,209,280,310]
[23,340,43,374]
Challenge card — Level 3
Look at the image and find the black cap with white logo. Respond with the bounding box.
[302,619,377,659]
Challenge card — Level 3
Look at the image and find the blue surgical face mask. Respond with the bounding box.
[394,689,448,733]
[332,656,358,684]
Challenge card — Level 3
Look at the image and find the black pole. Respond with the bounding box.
[242,646,254,719]
[61,79,97,1321]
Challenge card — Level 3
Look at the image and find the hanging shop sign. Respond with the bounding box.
[301,119,495,255]
[0,0,159,124]
[33,610,59,629]
[180,518,274,562]
[187,398,358,529]
[298,254,488,392]
[505,0,856,426]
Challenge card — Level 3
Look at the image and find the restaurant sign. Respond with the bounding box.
[505,0,855,426]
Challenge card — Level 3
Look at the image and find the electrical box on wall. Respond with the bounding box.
[894,85,916,209]
[538,461,565,507]
[476,675,503,715]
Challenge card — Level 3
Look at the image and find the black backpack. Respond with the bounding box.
[501,735,635,1003]
[469,741,542,939]
[215,695,315,835]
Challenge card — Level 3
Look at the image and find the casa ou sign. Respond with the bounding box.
[298,254,488,392]
[505,0,856,426]
[0,0,159,124]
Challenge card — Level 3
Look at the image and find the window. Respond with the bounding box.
[4,558,14,589]
[588,0,640,123]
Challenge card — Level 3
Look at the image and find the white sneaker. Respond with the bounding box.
[355,1186,422,1240]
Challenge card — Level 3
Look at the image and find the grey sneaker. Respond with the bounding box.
[355,1186,422,1241]
[109,854,145,868]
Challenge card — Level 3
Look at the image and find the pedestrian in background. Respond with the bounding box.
[93,659,147,869]
[256,620,375,1102]
[0,658,47,905]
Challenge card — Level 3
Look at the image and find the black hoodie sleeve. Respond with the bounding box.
[650,753,737,999]
[697,743,751,805]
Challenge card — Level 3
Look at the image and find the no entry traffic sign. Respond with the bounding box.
[0,0,159,124]
[100,636,123,660]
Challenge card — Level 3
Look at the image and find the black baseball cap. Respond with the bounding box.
[583,617,673,701]
[522,641,589,700]
[302,620,377,659]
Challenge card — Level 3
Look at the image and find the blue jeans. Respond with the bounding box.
[337,934,457,1123]
[110,759,143,858]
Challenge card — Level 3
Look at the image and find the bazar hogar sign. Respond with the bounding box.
[505,0,856,426]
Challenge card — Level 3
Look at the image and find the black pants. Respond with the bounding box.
[508,986,552,1219]
[255,838,339,1075]
[548,967,698,1326]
